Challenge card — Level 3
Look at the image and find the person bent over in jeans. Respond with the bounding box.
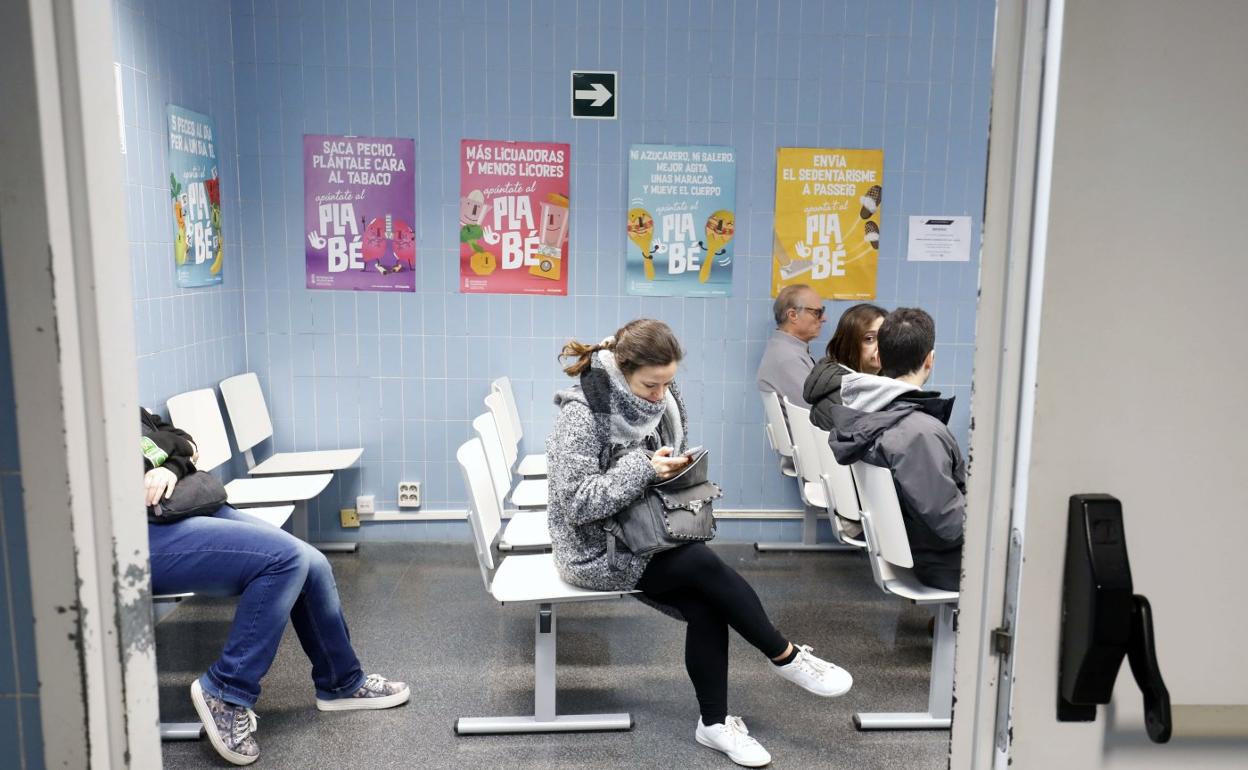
[142,408,408,766]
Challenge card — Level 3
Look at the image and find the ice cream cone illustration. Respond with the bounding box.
[627,207,655,280]
[863,220,880,249]
[859,185,882,219]
[700,209,735,283]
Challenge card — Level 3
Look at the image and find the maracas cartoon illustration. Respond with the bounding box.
[700,209,735,283]
[627,207,656,280]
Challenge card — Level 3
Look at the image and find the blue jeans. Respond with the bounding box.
[148,505,364,708]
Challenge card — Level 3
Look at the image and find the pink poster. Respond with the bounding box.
[459,139,570,295]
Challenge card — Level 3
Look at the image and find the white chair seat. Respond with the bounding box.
[516,453,548,478]
[236,504,295,528]
[501,510,551,550]
[780,456,798,477]
[225,473,332,505]
[511,478,548,509]
[490,553,635,605]
[802,481,829,509]
[883,572,959,605]
[248,448,363,476]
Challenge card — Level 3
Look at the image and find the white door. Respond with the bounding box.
[955,0,1248,767]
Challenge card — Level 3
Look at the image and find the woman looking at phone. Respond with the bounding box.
[545,318,853,767]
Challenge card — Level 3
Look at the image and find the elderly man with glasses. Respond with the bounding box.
[756,283,826,408]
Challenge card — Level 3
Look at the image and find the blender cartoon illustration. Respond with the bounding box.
[459,189,497,275]
[626,207,657,280]
[530,192,569,280]
[700,209,735,283]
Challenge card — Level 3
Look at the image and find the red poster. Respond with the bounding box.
[459,139,570,295]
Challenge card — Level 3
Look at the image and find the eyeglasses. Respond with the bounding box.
[794,306,826,319]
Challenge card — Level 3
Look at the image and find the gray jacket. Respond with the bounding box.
[756,330,815,407]
[815,373,965,578]
[545,369,688,592]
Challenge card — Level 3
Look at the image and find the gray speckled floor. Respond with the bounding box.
[156,543,950,769]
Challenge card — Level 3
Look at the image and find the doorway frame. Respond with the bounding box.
[0,0,162,765]
[948,0,1062,767]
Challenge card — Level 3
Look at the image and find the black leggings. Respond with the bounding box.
[637,543,789,725]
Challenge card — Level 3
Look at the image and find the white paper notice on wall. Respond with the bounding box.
[907,215,971,262]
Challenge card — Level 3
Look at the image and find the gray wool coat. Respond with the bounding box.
[545,368,689,592]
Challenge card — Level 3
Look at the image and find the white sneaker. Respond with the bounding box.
[774,644,853,697]
[695,715,772,767]
[316,674,410,711]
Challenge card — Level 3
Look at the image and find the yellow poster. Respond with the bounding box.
[771,147,883,299]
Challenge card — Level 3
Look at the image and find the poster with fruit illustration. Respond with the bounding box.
[771,147,883,300]
[167,105,223,288]
[459,139,570,296]
[304,134,416,292]
[626,144,736,297]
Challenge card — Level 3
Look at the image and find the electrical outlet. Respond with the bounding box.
[356,495,375,515]
[339,508,360,528]
[398,481,421,509]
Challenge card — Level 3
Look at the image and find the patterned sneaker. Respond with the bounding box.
[695,716,772,767]
[190,679,259,766]
[316,673,410,712]
[774,644,853,697]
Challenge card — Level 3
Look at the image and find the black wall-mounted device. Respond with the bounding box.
[1058,494,1171,743]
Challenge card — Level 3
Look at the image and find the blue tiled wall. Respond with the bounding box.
[118,0,248,412]
[123,0,993,540]
[0,259,44,768]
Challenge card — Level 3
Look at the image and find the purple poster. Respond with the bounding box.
[304,134,416,292]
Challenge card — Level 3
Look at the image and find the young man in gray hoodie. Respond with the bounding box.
[810,307,966,591]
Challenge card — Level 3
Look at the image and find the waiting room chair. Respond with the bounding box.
[166,389,341,550]
[472,410,548,510]
[756,399,854,552]
[154,503,294,742]
[219,372,362,476]
[454,438,634,734]
[491,376,547,478]
[811,427,868,549]
[850,461,958,731]
[472,413,551,551]
[760,391,798,478]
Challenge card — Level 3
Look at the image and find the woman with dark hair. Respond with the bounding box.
[547,318,852,767]
[803,303,888,423]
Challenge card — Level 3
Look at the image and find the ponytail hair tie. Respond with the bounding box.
[598,335,616,349]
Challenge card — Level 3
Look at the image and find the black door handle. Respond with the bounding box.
[1057,494,1171,743]
[1127,595,1171,742]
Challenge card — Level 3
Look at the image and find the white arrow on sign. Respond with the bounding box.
[574,82,613,107]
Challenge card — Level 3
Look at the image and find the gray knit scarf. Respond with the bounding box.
[593,350,684,451]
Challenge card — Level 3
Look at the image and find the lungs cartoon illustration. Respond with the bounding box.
[362,214,415,274]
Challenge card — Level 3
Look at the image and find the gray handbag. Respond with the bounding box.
[605,449,721,563]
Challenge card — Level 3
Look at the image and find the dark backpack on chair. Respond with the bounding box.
[605,449,721,564]
[147,470,228,524]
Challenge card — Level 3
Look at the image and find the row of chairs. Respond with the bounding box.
[153,372,362,741]
[450,382,956,734]
[762,391,958,730]
[758,391,855,551]
[166,372,362,550]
